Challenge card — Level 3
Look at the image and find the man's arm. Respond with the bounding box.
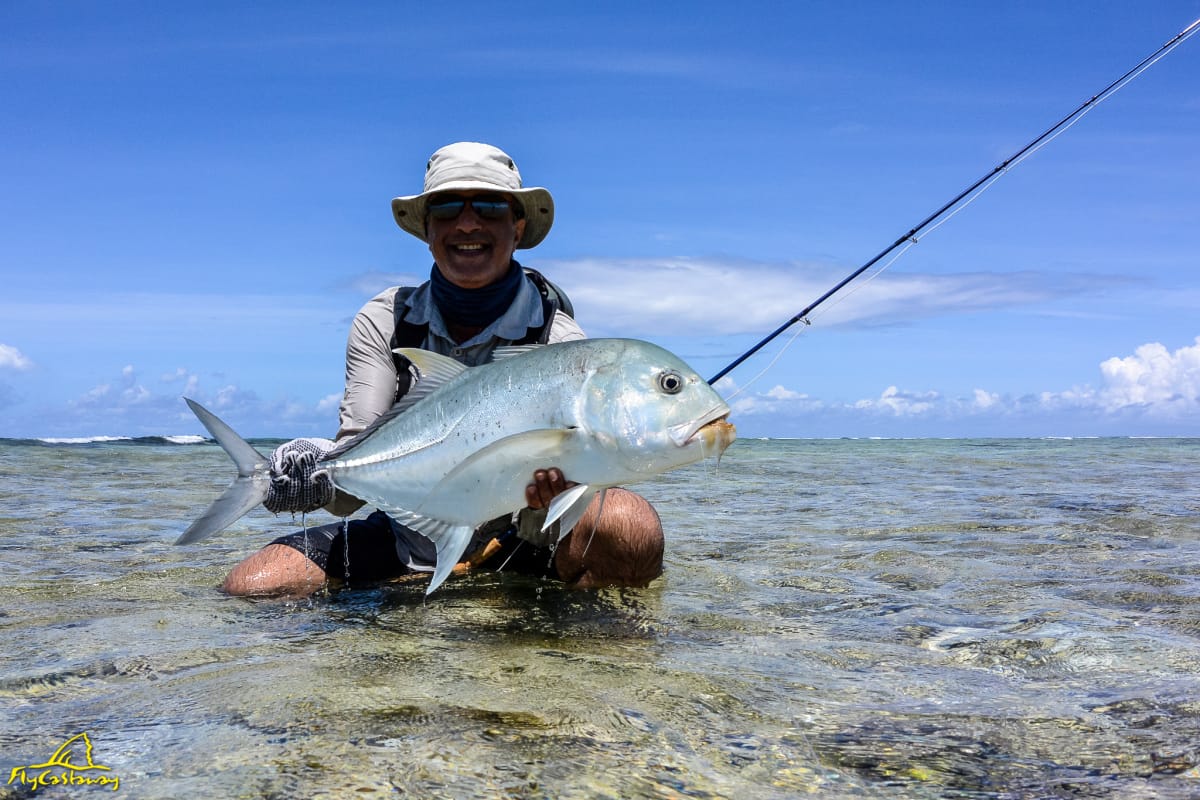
[324,288,407,516]
[337,289,406,441]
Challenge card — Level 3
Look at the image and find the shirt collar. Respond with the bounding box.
[402,272,545,346]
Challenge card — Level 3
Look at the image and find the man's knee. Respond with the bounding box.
[222,543,328,598]
[555,489,664,588]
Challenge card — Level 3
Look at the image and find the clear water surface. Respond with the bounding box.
[1,437,1199,798]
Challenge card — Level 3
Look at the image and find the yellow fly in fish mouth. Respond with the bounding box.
[696,418,736,458]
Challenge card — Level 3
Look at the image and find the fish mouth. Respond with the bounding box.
[668,405,736,452]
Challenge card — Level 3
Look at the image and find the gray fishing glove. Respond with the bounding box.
[514,507,560,548]
[263,437,336,514]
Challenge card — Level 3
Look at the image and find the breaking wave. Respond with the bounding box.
[18,435,210,446]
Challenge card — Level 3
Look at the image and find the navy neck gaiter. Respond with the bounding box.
[429,259,524,329]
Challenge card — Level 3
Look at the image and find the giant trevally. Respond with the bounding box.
[179,338,736,593]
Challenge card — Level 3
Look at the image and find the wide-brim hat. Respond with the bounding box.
[390,142,554,249]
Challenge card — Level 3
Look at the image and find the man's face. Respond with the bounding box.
[425,191,527,289]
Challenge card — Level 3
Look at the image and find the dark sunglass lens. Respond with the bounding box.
[472,200,510,219]
[427,198,466,220]
[426,195,510,220]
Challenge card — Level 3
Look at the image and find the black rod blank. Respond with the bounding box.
[708,16,1200,386]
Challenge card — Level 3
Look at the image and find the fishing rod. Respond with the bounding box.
[708,15,1200,386]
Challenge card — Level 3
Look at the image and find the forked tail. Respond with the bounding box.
[175,398,272,545]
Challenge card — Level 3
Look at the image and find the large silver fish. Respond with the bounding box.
[179,338,736,593]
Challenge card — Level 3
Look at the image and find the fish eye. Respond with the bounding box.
[657,371,684,394]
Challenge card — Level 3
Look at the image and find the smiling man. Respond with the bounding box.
[221,142,665,597]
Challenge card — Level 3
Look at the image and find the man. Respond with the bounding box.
[223,142,664,597]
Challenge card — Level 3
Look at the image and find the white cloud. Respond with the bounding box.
[1097,337,1200,415]
[1029,337,1200,420]
[542,257,1106,337]
[71,365,154,409]
[764,385,805,401]
[718,336,1200,437]
[161,367,201,397]
[0,343,33,370]
[854,385,940,417]
[719,375,823,418]
[52,365,329,436]
[972,389,1000,409]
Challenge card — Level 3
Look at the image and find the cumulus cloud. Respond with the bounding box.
[542,256,1108,337]
[725,337,1200,435]
[0,343,33,370]
[854,386,941,417]
[53,364,339,437]
[316,393,342,413]
[161,367,201,397]
[71,364,154,410]
[1097,337,1200,415]
[972,389,1001,409]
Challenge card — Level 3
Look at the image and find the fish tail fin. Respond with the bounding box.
[426,524,477,595]
[175,398,271,545]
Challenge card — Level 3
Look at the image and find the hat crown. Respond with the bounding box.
[424,142,523,194]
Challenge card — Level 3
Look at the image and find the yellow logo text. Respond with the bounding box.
[7,732,120,792]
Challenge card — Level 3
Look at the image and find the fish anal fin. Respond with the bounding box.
[427,524,475,594]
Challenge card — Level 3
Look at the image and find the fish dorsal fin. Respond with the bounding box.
[324,350,467,463]
[491,344,543,362]
[322,401,406,462]
[394,348,469,390]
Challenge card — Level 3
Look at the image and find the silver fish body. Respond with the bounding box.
[324,338,734,592]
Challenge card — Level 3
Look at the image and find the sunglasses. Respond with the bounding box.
[426,194,513,221]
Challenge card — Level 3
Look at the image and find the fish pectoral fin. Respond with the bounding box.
[544,483,596,543]
[420,428,577,512]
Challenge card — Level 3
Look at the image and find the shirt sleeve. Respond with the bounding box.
[336,289,403,442]
[547,310,586,343]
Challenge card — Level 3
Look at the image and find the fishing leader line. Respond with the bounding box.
[708,14,1200,388]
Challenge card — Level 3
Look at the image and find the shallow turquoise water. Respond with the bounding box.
[2,437,1199,798]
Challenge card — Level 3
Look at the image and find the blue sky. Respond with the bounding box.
[2,1,1198,439]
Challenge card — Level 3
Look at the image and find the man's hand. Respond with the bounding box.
[524,467,576,510]
[515,467,579,547]
[263,438,336,514]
